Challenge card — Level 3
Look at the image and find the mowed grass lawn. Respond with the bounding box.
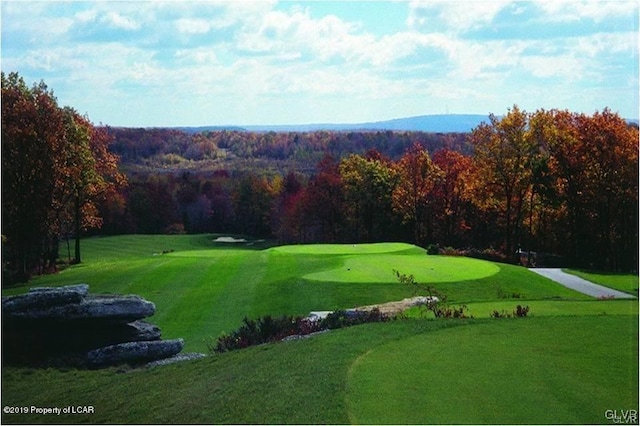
[2,234,638,424]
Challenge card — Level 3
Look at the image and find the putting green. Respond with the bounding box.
[346,316,639,424]
[271,242,419,255]
[304,254,500,283]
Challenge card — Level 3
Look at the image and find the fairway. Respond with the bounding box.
[2,235,638,425]
[346,316,639,425]
[2,235,604,352]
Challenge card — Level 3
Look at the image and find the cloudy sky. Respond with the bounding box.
[2,1,638,127]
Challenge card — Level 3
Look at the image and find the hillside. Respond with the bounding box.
[178,114,492,133]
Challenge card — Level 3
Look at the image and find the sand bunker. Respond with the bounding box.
[213,236,247,243]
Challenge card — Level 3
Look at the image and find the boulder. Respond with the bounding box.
[86,339,184,367]
[4,294,155,322]
[2,284,89,313]
[2,285,181,368]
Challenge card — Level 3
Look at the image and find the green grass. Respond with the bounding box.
[3,235,591,352]
[2,317,637,424]
[2,235,638,424]
[346,316,638,425]
[565,268,639,296]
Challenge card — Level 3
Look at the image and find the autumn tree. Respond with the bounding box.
[61,110,126,263]
[392,143,443,246]
[1,72,125,282]
[271,172,306,242]
[233,174,278,237]
[431,148,473,247]
[541,109,639,270]
[300,154,345,242]
[2,72,64,280]
[468,106,538,258]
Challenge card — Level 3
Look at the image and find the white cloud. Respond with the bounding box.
[534,0,637,22]
[175,18,211,35]
[1,1,636,125]
[408,0,513,32]
[102,11,140,31]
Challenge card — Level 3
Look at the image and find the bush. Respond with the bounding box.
[490,305,530,319]
[440,246,460,256]
[210,308,391,354]
[514,305,529,317]
[163,223,186,235]
[465,247,509,263]
[426,244,440,255]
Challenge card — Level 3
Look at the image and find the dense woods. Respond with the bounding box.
[2,73,638,284]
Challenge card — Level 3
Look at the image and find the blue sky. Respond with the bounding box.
[1,1,638,127]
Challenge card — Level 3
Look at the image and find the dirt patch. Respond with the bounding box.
[352,296,435,316]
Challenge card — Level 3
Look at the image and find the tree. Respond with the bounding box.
[468,106,537,257]
[339,151,399,242]
[300,155,345,242]
[233,174,278,237]
[392,143,443,246]
[58,110,126,263]
[1,72,125,282]
[431,148,473,247]
[2,72,63,280]
[542,109,639,270]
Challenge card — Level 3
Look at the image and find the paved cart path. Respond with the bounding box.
[529,268,637,299]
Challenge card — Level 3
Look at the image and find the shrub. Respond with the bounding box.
[490,305,530,319]
[210,308,391,354]
[164,223,186,235]
[440,246,460,256]
[426,244,440,255]
[465,247,509,263]
[513,305,529,317]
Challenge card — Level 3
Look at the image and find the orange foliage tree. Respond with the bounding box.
[1,72,125,282]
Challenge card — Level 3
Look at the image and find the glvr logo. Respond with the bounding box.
[605,409,638,424]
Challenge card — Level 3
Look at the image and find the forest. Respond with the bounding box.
[2,72,638,284]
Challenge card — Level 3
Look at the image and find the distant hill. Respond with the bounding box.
[179,114,492,134]
[168,114,638,134]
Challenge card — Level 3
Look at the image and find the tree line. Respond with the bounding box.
[2,72,638,285]
[99,105,637,272]
[107,126,469,174]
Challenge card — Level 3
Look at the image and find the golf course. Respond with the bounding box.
[2,234,638,424]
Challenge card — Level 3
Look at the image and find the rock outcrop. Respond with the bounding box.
[2,284,183,368]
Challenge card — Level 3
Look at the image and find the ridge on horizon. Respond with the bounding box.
[118,113,638,134]
[175,113,494,134]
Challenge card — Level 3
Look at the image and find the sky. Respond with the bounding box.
[1,0,638,127]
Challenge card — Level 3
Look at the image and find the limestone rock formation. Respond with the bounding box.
[2,284,183,368]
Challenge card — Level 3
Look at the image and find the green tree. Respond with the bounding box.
[339,151,399,242]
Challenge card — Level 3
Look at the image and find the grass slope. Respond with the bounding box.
[2,317,637,424]
[4,235,594,352]
[347,316,638,425]
[2,235,638,424]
